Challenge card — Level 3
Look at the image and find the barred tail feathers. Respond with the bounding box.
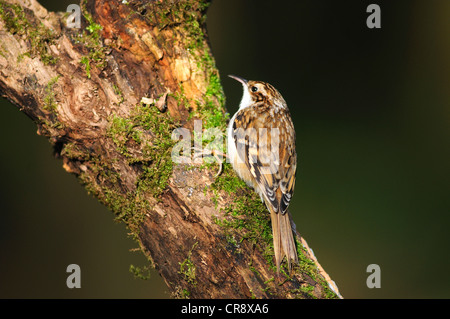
[270,208,298,272]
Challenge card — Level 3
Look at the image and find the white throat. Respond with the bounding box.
[238,85,252,110]
[227,84,251,167]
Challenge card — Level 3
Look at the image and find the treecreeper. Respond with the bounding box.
[227,75,298,272]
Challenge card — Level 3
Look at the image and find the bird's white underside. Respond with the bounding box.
[227,83,251,176]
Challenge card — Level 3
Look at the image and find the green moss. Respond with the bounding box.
[107,102,178,197]
[129,264,151,280]
[16,51,31,63]
[290,285,316,299]
[61,142,90,161]
[141,0,209,31]
[80,0,102,40]
[29,24,59,65]
[38,117,64,133]
[174,287,191,299]
[80,56,91,79]
[107,115,132,156]
[0,1,58,65]
[80,101,179,245]
[43,75,60,113]
[85,16,102,39]
[0,45,6,58]
[38,75,65,131]
[211,164,277,272]
[181,288,191,298]
[292,241,340,298]
[218,190,276,267]
[0,1,25,33]
[196,73,228,131]
[113,84,124,105]
[73,0,107,78]
[178,242,198,286]
[211,163,246,194]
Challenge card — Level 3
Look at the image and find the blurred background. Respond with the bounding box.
[0,0,449,298]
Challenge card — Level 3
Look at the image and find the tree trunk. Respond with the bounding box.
[0,0,342,299]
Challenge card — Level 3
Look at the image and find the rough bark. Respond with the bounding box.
[0,0,342,298]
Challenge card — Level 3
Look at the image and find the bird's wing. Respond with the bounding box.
[232,106,296,214]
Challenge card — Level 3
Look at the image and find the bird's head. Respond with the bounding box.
[228,74,287,110]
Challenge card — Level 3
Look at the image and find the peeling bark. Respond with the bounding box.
[0,0,342,298]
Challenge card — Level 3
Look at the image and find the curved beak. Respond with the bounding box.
[228,74,248,86]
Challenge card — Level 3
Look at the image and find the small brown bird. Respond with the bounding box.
[227,75,298,272]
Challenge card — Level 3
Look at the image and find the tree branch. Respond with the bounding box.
[0,0,342,298]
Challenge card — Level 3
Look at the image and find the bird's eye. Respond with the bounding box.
[251,86,258,92]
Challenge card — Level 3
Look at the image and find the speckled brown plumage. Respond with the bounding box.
[227,75,298,272]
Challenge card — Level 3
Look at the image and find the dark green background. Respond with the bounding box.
[0,0,449,298]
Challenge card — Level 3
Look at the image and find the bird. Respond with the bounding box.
[227,74,298,273]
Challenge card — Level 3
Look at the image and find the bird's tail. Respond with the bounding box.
[270,208,298,273]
